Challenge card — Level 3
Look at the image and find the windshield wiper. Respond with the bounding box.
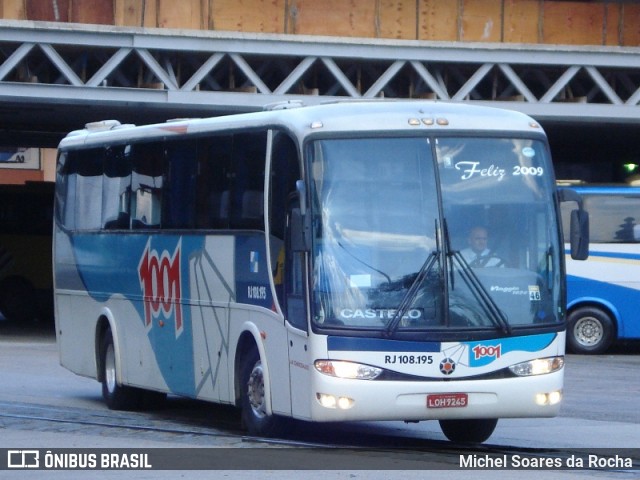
[385,251,438,337]
[450,251,512,335]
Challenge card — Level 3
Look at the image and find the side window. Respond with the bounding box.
[75,147,104,231]
[229,131,267,230]
[196,135,233,229]
[269,131,301,320]
[270,132,300,240]
[102,145,132,229]
[582,195,640,243]
[131,142,164,229]
[56,151,76,230]
[164,139,197,229]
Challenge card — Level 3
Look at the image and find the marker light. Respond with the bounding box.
[316,393,355,410]
[314,360,382,380]
[508,356,564,376]
[535,390,563,406]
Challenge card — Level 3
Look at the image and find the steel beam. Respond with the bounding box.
[1,19,640,137]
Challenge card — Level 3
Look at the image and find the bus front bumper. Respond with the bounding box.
[307,369,564,422]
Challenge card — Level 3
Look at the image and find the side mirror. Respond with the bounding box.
[558,187,589,261]
[290,207,311,252]
[570,209,589,260]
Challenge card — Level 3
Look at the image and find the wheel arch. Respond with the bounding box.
[233,324,271,414]
[567,298,619,338]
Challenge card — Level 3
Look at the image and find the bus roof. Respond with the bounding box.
[59,100,546,149]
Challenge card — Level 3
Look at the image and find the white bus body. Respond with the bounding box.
[54,101,580,443]
[562,186,640,354]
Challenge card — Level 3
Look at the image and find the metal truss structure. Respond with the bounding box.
[1,20,640,145]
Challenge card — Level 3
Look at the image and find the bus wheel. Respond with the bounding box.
[100,331,140,410]
[567,307,614,354]
[240,348,285,437]
[439,418,498,443]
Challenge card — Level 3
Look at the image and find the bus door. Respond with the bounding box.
[285,202,312,419]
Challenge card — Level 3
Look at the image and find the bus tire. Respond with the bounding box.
[567,307,615,354]
[240,348,286,437]
[100,331,141,410]
[439,418,498,443]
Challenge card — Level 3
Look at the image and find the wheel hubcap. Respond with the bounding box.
[105,343,117,393]
[574,317,603,346]
[247,360,266,418]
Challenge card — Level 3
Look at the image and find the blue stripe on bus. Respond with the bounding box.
[327,336,441,352]
[567,275,640,339]
[565,248,640,261]
[465,333,557,367]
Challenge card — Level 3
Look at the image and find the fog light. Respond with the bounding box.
[317,393,337,409]
[548,390,562,405]
[316,393,355,410]
[535,390,562,406]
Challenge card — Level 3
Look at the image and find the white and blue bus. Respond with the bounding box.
[561,185,640,354]
[54,101,587,443]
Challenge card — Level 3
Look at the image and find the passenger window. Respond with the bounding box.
[229,132,267,230]
[56,151,76,230]
[163,139,198,229]
[102,145,132,230]
[75,148,104,231]
[196,135,233,229]
[131,142,164,229]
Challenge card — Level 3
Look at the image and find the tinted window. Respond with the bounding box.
[562,194,640,243]
[57,130,269,232]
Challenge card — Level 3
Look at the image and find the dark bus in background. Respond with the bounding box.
[0,181,54,323]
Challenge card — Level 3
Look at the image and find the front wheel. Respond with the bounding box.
[439,418,498,443]
[566,307,615,354]
[240,348,287,437]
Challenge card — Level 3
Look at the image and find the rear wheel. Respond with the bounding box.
[439,418,498,443]
[567,306,615,354]
[101,330,141,410]
[240,348,286,437]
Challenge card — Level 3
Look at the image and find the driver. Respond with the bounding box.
[461,226,505,267]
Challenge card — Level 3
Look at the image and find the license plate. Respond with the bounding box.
[426,393,468,408]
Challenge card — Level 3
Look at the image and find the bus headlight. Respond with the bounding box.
[509,356,564,376]
[314,360,382,380]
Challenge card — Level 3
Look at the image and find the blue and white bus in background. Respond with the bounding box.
[54,101,587,444]
[561,185,640,354]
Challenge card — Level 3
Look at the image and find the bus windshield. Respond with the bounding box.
[309,136,561,336]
